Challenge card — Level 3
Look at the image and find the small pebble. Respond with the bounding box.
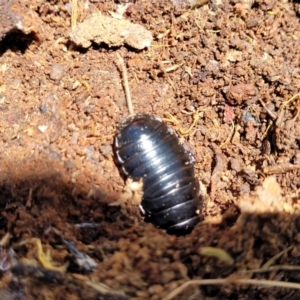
[229,158,242,173]
[148,284,163,295]
[29,77,40,88]
[50,64,66,81]
[64,160,74,169]
[100,144,112,157]
[49,150,62,161]
[38,125,48,132]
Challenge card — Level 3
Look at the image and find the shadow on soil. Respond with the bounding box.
[0,157,299,299]
[0,31,39,55]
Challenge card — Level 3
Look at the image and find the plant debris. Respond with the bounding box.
[63,239,98,273]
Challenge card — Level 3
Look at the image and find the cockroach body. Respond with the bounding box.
[114,113,201,235]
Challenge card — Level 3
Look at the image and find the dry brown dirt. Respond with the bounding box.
[0,0,300,299]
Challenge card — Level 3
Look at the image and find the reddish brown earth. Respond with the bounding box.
[0,0,300,299]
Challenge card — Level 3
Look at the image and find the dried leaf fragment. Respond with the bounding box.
[69,12,153,50]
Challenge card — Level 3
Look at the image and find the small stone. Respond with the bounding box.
[49,64,66,81]
[64,160,74,169]
[100,144,112,156]
[229,158,242,173]
[225,83,257,105]
[29,77,40,88]
[38,125,48,132]
[148,284,163,295]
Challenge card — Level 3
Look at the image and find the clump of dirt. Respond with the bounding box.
[0,0,300,299]
[69,12,153,49]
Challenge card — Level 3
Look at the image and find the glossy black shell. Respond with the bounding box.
[114,114,201,235]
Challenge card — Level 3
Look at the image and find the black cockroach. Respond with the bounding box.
[113,54,202,235]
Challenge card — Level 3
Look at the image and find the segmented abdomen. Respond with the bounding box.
[114,114,201,235]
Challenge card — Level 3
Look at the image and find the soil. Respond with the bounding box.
[0,0,300,299]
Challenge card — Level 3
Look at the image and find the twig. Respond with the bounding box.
[210,147,224,202]
[116,53,134,115]
[263,163,300,175]
[0,233,10,246]
[220,120,235,148]
[258,99,277,120]
[280,92,300,111]
[162,278,300,300]
[261,122,272,140]
[71,0,78,31]
[241,265,300,274]
[261,245,293,269]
